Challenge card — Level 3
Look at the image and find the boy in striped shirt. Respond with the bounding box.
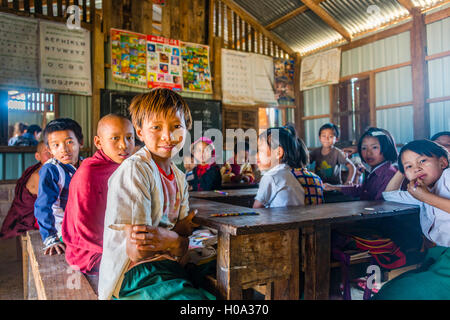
[34,118,83,255]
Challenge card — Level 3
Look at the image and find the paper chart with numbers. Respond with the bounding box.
[221,49,254,105]
[40,21,92,95]
[0,13,39,90]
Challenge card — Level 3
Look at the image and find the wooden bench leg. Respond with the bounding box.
[302,225,331,300]
[21,234,28,300]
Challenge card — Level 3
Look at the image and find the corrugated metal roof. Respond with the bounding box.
[233,0,447,55]
[234,0,302,26]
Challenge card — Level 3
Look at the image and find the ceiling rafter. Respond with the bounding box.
[221,0,296,55]
[396,0,417,13]
[265,0,327,31]
[301,0,352,42]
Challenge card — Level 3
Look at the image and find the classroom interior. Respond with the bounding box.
[0,0,449,301]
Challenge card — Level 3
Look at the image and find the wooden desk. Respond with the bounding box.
[190,188,258,208]
[190,198,420,300]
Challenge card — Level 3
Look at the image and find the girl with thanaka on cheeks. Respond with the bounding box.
[373,140,450,300]
[98,88,214,300]
[324,127,399,200]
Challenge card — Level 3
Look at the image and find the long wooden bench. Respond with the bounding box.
[22,230,98,300]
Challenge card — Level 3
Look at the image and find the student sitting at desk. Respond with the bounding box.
[374,139,450,300]
[0,142,52,239]
[431,131,450,153]
[324,127,399,200]
[62,114,135,275]
[253,124,306,208]
[221,142,261,184]
[188,137,221,191]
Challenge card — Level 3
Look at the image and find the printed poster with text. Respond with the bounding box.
[147,35,183,91]
[111,28,147,88]
[40,21,91,95]
[180,42,212,93]
[274,58,295,105]
[0,13,39,90]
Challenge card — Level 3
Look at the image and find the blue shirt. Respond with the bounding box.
[34,159,77,243]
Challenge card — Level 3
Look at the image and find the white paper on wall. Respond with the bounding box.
[0,13,39,90]
[300,48,341,91]
[40,21,92,95]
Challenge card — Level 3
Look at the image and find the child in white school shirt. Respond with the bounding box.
[373,139,450,300]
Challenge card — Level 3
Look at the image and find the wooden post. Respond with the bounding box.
[161,0,171,38]
[131,0,153,35]
[369,72,377,127]
[410,8,429,139]
[301,224,331,300]
[213,36,223,101]
[91,9,105,155]
[294,53,305,139]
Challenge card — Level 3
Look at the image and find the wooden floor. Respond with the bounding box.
[0,237,24,300]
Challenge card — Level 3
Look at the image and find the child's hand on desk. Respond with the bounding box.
[172,210,199,237]
[323,183,340,191]
[43,241,66,256]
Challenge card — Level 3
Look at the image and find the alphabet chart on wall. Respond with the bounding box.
[0,13,39,90]
[40,21,92,95]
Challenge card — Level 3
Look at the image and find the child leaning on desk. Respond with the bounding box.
[98,88,215,300]
[254,124,323,208]
[324,127,399,200]
[373,139,450,300]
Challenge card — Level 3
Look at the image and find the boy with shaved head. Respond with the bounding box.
[62,114,135,275]
[0,142,51,239]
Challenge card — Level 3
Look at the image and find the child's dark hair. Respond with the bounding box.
[357,127,398,163]
[128,88,192,130]
[260,123,309,168]
[430,131,450,141]
[398,139,450,173]
[43,118,83,146]
[319,123,340,139]
[26,124,42,136]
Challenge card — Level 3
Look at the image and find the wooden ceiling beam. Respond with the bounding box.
[221,0,296,55]
[301,0,352,42]
[265,0,326,30]
[397,0,416,14]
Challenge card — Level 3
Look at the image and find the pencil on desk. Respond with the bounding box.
[213,190,229,195]
[210,212,259,217]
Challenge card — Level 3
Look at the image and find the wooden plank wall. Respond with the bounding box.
[0,0,95,29]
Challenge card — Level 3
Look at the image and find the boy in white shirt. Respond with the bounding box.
[98,88,214,300]
[374,139,450,299]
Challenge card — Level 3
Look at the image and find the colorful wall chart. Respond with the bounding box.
[274,58,295,105]
[0,13,39,90]
[147,35,183,91]
[111,28,147,88]
[180,42,212,93]
[40,21,92,95]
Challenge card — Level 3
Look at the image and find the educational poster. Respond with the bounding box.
[251,53,277,105]
[300,48,341,91]
[221,49,254,105]
[180,42,212,93]
[111,28,147,88]
[147,35,183,91]
[40,21,92,95]
[273,58,295,105]
[0,13,39,90]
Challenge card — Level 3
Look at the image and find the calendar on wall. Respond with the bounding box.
[221,49,254,105]
[0,13,39,90]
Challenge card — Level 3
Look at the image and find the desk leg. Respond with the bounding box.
[302,225,331,300]
[216,232,242,300]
